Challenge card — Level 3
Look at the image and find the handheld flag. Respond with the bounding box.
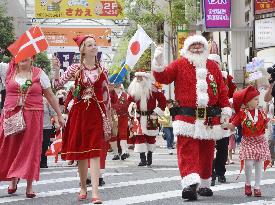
[125,26,153,68]
[8,26,49,63]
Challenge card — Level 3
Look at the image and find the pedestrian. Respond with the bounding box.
[158,99,174,154]
[128,69,166,167]
[208,54,237,186]
[112,83,130,160]
[53,35,111,204]
[152,35,231,201]
[228,85,271,197]
[0,57,64,198]
[40,97,60,168]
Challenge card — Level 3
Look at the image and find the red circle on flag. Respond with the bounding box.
[130,41,140,55]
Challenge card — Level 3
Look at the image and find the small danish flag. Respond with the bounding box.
[8,26,49,63]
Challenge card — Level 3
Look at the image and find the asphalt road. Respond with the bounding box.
[1,138,275,205]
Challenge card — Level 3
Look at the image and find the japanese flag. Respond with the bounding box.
[125,26,153,68]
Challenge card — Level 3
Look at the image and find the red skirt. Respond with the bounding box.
[239,135,271,161]
[61,100,104,160]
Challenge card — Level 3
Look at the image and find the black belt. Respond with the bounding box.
[136,110,154,116]
[177,106,222,119]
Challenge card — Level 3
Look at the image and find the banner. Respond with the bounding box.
[177,30,189,58]
[35,0,124,19]
[204,0,231,28]
[255,0,275,15]
[56,52,75,71]
[41,27,112,53]
[255,17,275,49]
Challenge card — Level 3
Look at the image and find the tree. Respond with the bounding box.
[34,52,51,76]
[0,4,15,61]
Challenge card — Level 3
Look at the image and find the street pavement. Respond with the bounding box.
[1,137,275,205]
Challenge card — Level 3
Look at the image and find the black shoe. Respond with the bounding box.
[138,153,147,166]
[138,161,147,166]
[40,164,48,168]
[218,175,226,183]
[99,177,105,186]
[197,187,213,197]
[121,153,128,160]
[147,151,152,166]
[181,184,198,201]
[112,155,120,160]
[211,178,215,186]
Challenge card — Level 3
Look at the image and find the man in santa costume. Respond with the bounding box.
[152,35,231,200]
[111,83,131,160]
[128,71,166,166]
[208,54,237,186]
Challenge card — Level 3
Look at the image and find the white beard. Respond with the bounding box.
[128,77,152,111]
[185,49,208,68]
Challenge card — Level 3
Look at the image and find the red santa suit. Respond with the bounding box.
[152,35,231,190]
[112,90,130,156]
[128,79,166,154]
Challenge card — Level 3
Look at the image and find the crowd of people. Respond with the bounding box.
[0,33,274,204]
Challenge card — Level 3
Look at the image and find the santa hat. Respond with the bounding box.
[233,85,260,112]
[208,54,221,65]
[180,35,208,56]
[135,68,151,78]
[73,35,95,48]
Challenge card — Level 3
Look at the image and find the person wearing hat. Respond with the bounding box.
[128,69,166,167]
[152,35,231,201]
[207,54,237,186]
[53,35,109,204]
[110,83,131,160]
[227,85,271,197]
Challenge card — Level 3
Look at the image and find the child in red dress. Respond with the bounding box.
[228,85,271,197]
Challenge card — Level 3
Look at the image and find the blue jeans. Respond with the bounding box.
[272,125,275,141]
[163,127,174,149]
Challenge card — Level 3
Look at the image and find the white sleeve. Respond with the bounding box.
[0,62,9,79]
[40,70,51,89]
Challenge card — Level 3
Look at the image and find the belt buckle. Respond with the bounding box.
[196,107,206,120]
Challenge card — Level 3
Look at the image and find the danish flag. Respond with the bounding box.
[8,26,48,63]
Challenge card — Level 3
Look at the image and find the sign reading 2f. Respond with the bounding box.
[208,0,227,4]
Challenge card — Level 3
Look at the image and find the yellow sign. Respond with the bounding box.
[177,30,189,58]
[35,0,124,19]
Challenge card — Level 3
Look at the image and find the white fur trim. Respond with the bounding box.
[221,107,232,117]
[153,107,164,117]
[134,143,147,153]
[182,35,208,57]
[208,54,221,65]
[120,140,128,154]
[172,120,227,140]
[140,116,159,136]
[110,141,119,155]
[147,143,156,152]
[128,102,136,117]
[196,67,209,107]
[200,178,211,188]
[181,173,201,189]
[135,72,151,78]
[221,71,228,78]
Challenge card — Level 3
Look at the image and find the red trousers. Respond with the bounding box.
[134,135,156,153]
[177,136,215,188]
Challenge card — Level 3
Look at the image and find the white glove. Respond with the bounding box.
[220,115,230,128]
[153,46,164,66]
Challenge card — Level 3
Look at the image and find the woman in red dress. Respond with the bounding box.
[53,35,110,204]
